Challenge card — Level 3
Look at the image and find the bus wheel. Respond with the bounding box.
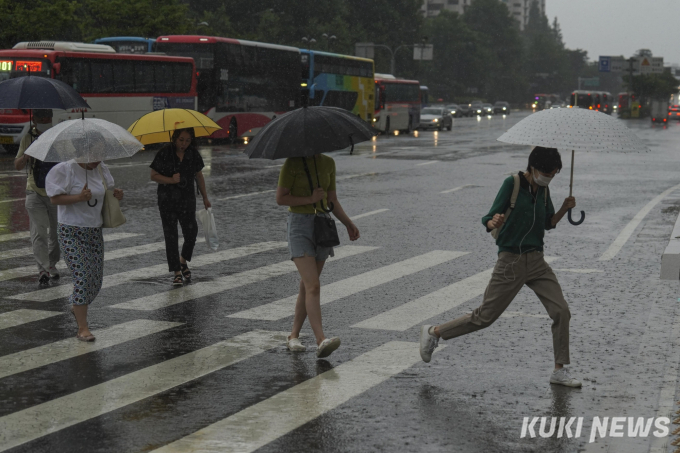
[228,120,238,144]
[2,144,18,155]
[383,118,390,136]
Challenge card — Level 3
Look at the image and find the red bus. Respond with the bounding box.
[155,35,301,141]
[0,41,197,154]
[374,74,421,134]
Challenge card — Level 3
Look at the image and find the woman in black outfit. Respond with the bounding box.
[150,128,211,286]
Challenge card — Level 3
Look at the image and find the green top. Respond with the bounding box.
[482,172,556,255]
[278,155,337,215]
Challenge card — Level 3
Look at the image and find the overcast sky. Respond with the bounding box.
[545,0,680,65]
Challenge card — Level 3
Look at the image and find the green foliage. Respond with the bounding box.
[0,0,82,48]
[625,71,680,101]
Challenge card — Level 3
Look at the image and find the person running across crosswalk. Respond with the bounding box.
[276,154,360,358]
[419,147,582,387]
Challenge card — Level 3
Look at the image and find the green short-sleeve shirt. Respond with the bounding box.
[278,155,336,214]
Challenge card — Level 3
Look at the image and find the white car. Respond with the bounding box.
[419,107,452,131]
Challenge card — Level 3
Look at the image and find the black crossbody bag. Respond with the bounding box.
[302,156,340,248]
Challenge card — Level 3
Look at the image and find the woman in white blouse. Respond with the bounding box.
[46,160,123,342]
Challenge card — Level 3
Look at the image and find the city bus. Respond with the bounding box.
[156,35,300,141]
[93,37,155,53]
[300,50,374,121]
[570,90,612,113]
[373,74,421,134]
[0,41,197,154]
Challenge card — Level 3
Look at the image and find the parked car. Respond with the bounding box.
[446,104,464,118]
[493,101,510,114]
[669,104,680,120]
[482,103,494,115]
[419,107,453,131]
[470,102,484,116]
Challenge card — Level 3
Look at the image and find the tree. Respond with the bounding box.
[625,71,680,102]
[0,0,82,49]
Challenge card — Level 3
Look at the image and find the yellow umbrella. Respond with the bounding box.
[127,109,222,145]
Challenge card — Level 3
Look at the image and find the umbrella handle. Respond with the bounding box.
[568,208,585,225]
[88,199,98,207]
[319,200,334,213]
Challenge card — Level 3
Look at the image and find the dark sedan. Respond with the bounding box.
[494,101,510,115]
[446,104,464,118]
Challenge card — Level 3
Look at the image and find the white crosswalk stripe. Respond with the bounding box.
[0,330,287,453]
[0,232,141,262]
[0,232,31,242]
[229,250,468,321]
[110,245,378,311]
[0,319,182,379]
[352,257,559,331]
[9,241,287,302]
[350,208,389,220]
[0,309,61,331]
[152,341,444,453]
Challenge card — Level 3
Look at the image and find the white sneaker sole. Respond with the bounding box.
[316,338,341,358]
[550,378,582,388]
[419,325,434,363]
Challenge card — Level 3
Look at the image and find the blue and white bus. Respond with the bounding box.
[300,50,374,121]
[93,37,155,54]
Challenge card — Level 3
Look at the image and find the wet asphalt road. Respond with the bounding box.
[1,111,680,453]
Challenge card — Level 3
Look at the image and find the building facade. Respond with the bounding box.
[420,0,546,31]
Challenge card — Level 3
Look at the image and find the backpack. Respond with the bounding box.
[490,173,548,239]
[32,159,57,189]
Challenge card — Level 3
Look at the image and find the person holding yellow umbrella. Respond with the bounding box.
[129,109,221,286]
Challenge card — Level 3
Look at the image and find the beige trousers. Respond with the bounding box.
[25,191,59,273]
[438,251,571,365]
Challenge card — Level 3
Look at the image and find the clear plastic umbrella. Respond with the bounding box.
[25,118,143,163]
[497,108,648,225]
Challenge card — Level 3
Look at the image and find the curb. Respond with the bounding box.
[661,211,680,280]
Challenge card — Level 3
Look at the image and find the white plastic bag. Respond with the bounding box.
[196,208,219,251]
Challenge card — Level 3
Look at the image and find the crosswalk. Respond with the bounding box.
[0,226,604,451]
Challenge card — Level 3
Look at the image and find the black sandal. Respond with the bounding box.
[172,274,184,286]
[180,262,191,280]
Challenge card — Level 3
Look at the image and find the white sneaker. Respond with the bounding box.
[419,325,439,363]
[550,368,582,388]
[316,337,341,358]
[286,336,306,352]
[48,266,60,279]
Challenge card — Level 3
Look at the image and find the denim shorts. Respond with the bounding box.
[287,212,335,261]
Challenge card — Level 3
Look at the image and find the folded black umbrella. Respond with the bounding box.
[0,76,90,110]
[244,106,377,159]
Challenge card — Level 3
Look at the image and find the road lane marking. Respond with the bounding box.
[350,209,389,220]
[0,309,61,331]
[152,341,444,453]
[218,189,276,201]
[229,250,468,321]
[500,311,549,319]
[0,232,31,242]
[0,234,165,283]
[0,232,141,262]
[599,182,680,261]
[440,184,475,194]
[0,319,182,379]
[0,197,26,205]
[0,330,286,453]
[552,268,603,274]
[110,246,378,311]
[216,174,378,202]
[9,241,287,302]
[353,257,559,331]
[416,160,439,166]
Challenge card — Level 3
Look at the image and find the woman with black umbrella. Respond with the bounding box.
[150,128,211,286]
[276,154,360,358]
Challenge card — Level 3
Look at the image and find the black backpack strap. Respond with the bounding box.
[312,155,333,213]
[301,157,317,213]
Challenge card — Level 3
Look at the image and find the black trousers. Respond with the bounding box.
[159,205,198,272]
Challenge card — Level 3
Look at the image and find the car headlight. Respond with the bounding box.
[503,107,507,110]
[432,119,439,122]
[372,118,377,122]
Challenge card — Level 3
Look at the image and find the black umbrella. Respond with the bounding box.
[0,76,90,110]
[243,106,377,160]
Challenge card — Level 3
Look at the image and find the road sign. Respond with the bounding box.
[355,43,374,59]
[599,56,611,72]
[413,44,433,61]
[631,56,664,75]
[583,77,600,87]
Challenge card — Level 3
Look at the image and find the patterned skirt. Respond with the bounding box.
[58,223,104,305]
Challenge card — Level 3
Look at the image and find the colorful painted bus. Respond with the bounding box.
[0,41,197,154]
[93,37,155,53]
[374,74,421,134]
[300,50,374,121]
[156,35,300,141]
